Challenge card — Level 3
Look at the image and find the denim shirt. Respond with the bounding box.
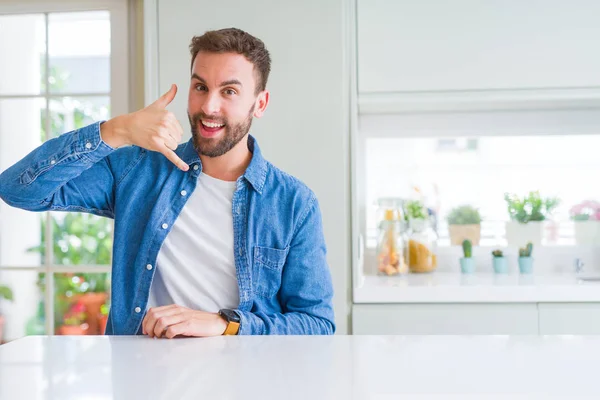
[0,122,335,335]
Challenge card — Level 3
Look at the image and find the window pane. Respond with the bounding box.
[52,272,111,335]
[49,213,113,266]
[48,11,110,94]
[49,96,110,137]
[0,98,45,266]
[0,270,46,343]
[365,135,600,247]
[0,14,45,95]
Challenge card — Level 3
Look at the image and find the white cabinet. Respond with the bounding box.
[353,304,538,335]
[354,303,600,334]
[357,0,600,95]
[538,303,600,334]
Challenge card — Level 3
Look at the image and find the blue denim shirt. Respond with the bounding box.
[0,122,335,335]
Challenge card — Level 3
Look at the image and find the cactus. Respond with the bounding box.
[462,239,472,258]
[519,242,533,257]
[492,249,504,258]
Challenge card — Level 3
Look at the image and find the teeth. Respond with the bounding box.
[202,121,224,128]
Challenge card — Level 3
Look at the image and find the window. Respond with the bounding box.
[356,107,600,276]
[0,0,128,342]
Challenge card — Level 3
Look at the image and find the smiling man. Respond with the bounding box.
[0,28,335,337]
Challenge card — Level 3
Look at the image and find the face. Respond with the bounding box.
[188,51,269,157]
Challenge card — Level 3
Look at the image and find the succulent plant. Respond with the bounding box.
[519,242,533,258]
[504,191,560,223]
[492,249,504,258]
[462,239,472,258]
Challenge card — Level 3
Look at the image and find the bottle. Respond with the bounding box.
[376,207,408,276]
[407,218,438,273]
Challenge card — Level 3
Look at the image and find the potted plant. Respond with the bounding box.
[447,205,482,246]
[58,301,89,335]
[491,249,508,274]
[98,303,109,334]
[0,284,14,343]
[459,239,475,274]
[504,191,560,246]
[570,200,600,245]
[518,242,534,274]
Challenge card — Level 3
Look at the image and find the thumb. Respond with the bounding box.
[152,84,177,108]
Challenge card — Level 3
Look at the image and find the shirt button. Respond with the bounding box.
[193,165,199,171]
[180,190,187,196]
[146,264,153,270]
[134,307,141,313]
[162,223,168,229]
[50,160,56,165]
[85,142,92,149]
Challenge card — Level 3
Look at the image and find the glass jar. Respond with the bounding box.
[376,201,408,276]
[407,218,438,273]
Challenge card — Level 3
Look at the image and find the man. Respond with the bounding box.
[0,28,335,337]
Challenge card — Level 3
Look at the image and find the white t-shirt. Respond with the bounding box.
[147,172,240,312]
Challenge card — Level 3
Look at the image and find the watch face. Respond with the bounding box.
[220,309,240,323]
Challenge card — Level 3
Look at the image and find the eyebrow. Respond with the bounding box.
[191,73,242,87]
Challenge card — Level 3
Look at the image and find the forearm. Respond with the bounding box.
[236,309,335,335]
[0,122,114,210]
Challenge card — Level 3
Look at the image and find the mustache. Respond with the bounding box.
[190,112,227,125]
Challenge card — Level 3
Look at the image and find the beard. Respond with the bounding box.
[188,104,255,158]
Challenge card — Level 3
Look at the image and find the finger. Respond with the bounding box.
[159,147,189,171]
[163,134,178,151]
[154,314,185,338]
[151,84,177,109]
[166,113,184,143]
[144,305,178,337]
[165,321,192,339]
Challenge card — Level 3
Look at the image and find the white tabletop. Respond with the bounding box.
[1,335,600,399]
[354,273,600,303]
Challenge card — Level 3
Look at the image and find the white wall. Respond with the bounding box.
[148,0,351,333]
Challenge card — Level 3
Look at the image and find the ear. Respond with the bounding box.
[253,90,270,118]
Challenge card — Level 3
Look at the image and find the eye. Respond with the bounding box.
[195,83,207,92]
[223,88,237,96]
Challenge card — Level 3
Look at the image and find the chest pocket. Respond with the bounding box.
[253,246,289,298]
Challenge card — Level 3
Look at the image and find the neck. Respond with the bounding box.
[199,135,252,182]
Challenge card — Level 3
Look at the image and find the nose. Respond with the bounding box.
[201,92,221,116]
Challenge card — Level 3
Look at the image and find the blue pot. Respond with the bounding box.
[518,257,534,274]
[492,257,508,274]
[460,257,476,274]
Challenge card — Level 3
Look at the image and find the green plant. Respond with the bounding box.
[27,213,112,329]
[491,249,504,258]
[404,200,428,221]
[519,242,533,258]
[0,285,13,302]
[447,205,482,225]
[63,302,87,326]
[100,303,109,316]
[462,239,472,258]
[504,191,560,223]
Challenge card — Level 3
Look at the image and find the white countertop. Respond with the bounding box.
[354,272,600,303]
[2,335,600,399]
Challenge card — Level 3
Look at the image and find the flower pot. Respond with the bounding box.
[574,221,600,246]
[0,315,4,343]
[76,292,108,335]
[460,257,476,274]
[448,224,481,246]
[98,315,108,334]
[505,221,543,246]
[518,257,534,274]
[58,323,89,335]
[492,257,508,274]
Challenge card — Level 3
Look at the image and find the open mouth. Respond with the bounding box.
[199,120,225,137]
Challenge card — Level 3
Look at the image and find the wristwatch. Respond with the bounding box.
[218,309,240,335]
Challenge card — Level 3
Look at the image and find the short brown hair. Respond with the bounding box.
[189,28,271,94]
